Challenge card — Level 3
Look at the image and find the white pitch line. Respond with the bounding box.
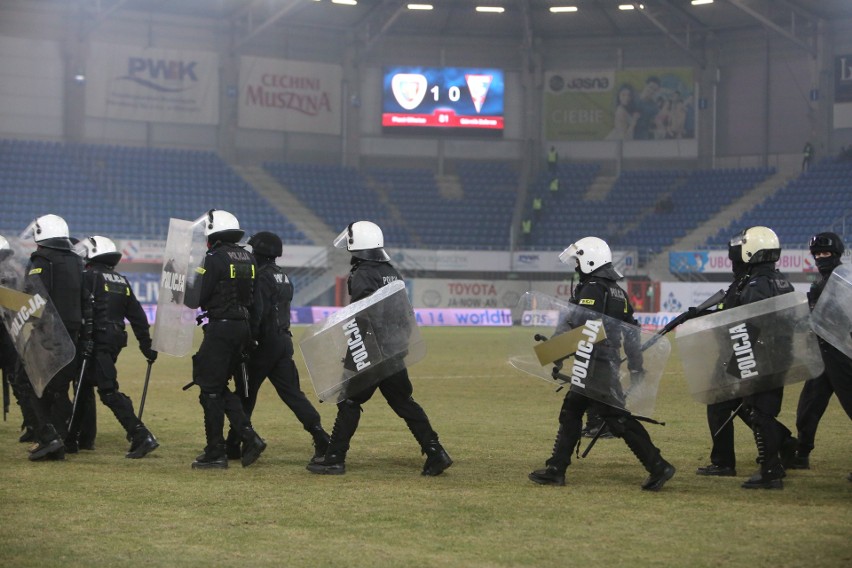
[412,375,518,380]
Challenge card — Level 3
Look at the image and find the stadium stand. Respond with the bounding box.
[5,137,847,260]
[703,160,852,250]
[0,139,308,243]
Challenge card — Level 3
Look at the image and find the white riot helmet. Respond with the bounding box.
[78,235,122,266]
[21,214,72,250]
[333,221,390,262]
[559,236,612,275]
[0,235,11,263]
[729,226,781,264]
[200,209,244,243]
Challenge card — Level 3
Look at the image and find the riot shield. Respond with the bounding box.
[299,280,426,404]
[0,239,75,397]
[676,292,823,405]
[151,218,207,357]
[508,291,670,418]
[810,264,852,359]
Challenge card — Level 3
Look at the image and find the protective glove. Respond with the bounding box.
[80,340,95,359]
[141,346,158,362]
[551,358,565,381]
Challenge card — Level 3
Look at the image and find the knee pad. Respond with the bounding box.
[602,415,629,437]
[98,389,119,405]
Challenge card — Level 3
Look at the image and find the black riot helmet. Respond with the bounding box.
[809,232,844,256]
[248,231,283,259]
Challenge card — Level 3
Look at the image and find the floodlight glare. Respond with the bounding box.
[550,6,578,13]
[407,4,434,10]
[476,6,505,13]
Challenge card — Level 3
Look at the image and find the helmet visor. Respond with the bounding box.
[558,245,578,265]
[19,219,37,240]
[729,232,746,248]
[333,226,350,250]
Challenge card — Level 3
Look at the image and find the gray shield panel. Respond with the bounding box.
[509,291,670,418]
[299,280,426,403]
[0,240,75,397]
[151,218,207,357]
[810,264,852,359]
[676,292,824,404]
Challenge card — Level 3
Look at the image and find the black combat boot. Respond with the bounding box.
[696,464,736,476]
[192,444,228,470]
[194,392,227,469]
[309,424,330,464]
[19,427,36,443]
[126,425,159,459]
[307,401,360,474]
[642,459,676,491]
[225,428,242,460]
[306,453,346,475]
[742,468,784,489]
[528,466,566,486]
[29,424,65,462]
[239,427,267,467]
[790,451,810,470]
[779,436,798,470]
[422,441,453,476]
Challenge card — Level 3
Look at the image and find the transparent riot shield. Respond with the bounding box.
[151,218,207,357]
[810,264,852,359]
[508,291,670,418]
[676,292,824,405]
[0,239,75,397]
[299,280,426,403]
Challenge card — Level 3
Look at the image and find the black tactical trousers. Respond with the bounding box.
[326,367,437,458]
[193,320,252,452]
[547,390,665,474]
[70,349,141,440]
[243,349,321,430]
[706,398,751,469]
[744,386,787,475]
[796,343,852,455]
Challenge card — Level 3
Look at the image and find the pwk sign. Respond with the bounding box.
[121,58,198,92]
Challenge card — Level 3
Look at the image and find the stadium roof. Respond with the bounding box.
[82,0,852,47]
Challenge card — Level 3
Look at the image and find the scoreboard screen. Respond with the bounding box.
[381,66,504,136]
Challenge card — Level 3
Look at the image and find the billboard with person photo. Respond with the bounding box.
[544,67,695,141]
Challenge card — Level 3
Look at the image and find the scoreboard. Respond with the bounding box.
[381,66,504,136]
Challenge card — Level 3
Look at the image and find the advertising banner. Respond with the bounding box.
[544,68,695,141]
[238,56,342,135]
[85,43,219,124]
[668,249,837,274]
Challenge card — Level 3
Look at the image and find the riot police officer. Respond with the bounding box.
[792,232,852,469]
[66,236,159,458]
[187,210,265,469]
[0,235,38,441]
[307,221,452,476]
[528,237,675,491]
[225,231,329,462]
[697,227,797,489]
[20,214,84,461]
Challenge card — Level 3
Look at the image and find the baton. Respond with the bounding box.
[68,358,89,431]
[240,360,249,398]
[713,402,744,438]
[2,370,9,422]
[138,360,153,420]
[580,423,610,459]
